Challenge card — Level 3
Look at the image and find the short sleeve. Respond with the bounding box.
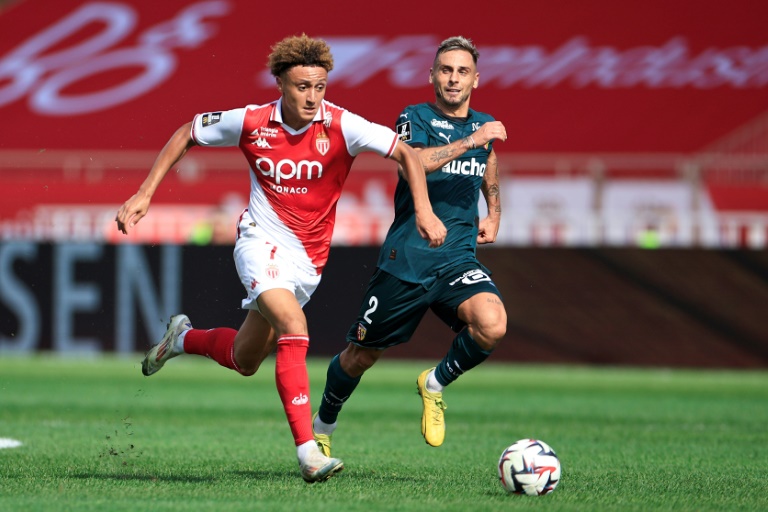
[340,110,399,158]
[191,108,247,147]
[395,106,428,149]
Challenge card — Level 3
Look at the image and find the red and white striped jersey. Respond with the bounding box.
[191,98,399,274]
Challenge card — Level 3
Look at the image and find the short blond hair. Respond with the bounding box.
[267,34,334,77]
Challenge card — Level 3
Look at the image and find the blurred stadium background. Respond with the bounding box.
[1,0,766,367]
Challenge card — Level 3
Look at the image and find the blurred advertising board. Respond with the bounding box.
[1,0,766,247]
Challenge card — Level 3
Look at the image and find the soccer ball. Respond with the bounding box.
[498,439,561,496]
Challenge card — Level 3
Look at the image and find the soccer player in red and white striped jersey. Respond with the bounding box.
[115,34,446,483]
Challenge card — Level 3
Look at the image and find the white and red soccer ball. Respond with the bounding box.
[498,439,561,496]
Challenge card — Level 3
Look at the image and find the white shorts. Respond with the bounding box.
[233,219,321,311]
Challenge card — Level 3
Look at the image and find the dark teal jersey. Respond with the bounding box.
[377,103,495,285]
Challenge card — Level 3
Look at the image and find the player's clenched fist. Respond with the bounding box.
[416,212,448,248]
[473,121,507,146]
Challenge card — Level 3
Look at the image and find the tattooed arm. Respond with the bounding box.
[415,120,507,174]
[477,148,501,245]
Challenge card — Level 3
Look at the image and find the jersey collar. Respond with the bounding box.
[270,98,329,133]
[428,102,472,123]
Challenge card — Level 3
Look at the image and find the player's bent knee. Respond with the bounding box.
[472,316,507,350]
[486,322,507,343]
[475,332,502,351]
[477,309,507,343]
[237,365,258,377]
[234,358,261,377]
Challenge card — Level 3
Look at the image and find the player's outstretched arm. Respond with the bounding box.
[390,142,447,248]
[115,122,197,235]
[477,148,502,245]
[417,120,507,174]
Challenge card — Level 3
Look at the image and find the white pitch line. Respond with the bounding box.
[0,438,22,449]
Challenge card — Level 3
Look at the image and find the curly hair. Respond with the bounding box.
[267,34,334,77]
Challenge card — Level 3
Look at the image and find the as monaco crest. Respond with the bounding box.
[316,131,330,156]
[265,264,280,280]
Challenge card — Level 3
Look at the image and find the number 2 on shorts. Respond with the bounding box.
[363,296,378,324]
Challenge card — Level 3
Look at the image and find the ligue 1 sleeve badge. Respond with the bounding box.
[201,112,222,127]
[396,121,412,141]
[316,131,330,156]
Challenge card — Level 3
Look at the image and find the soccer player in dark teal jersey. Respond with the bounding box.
[314,36,509,454]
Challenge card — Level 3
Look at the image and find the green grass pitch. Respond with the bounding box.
[1,355,766,511]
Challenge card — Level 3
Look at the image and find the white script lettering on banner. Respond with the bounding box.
[260,36,768,90]
[0,1,231,115]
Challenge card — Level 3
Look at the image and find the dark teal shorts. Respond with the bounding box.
[345,262,503,349]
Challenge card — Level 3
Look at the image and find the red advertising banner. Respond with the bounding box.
[1,0,767,246]
[1,0,766,152]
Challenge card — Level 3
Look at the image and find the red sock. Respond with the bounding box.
[183,328,244,374]
[274,334,312,446]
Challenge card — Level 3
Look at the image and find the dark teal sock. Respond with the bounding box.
[434,329,492,387]
[318,354,362,424]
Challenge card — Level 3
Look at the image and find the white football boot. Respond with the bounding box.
[299,449,344,483]
[141,314,192,376]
